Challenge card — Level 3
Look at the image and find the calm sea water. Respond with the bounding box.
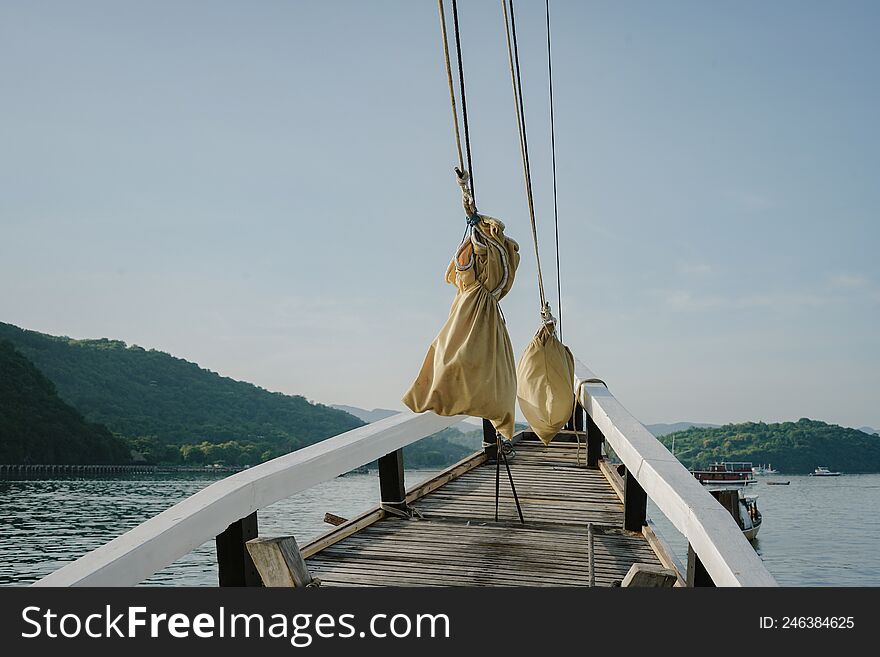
[2,471,878,586]
[648,474,880,586]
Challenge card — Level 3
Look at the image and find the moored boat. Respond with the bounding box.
[752,464,778,475]
[708,487,762,541]
[740,495,762,541]
[692,462,757,487]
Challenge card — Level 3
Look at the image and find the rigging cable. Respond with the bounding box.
[451,0,475,206]
[502,0,547,315]
[437,0,464,175]
[545,0,563,341]
[438,0,478,217]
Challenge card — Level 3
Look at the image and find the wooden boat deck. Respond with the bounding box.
[304,439,664,587]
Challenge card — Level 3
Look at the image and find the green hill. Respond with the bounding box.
[659,419,880,474]
[0,321,363,464]
[0,322,475,468]
[0,340,130,464]
[403,427,474,468]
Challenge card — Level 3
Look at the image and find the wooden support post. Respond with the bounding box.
[246,536,316,587]
[586,410,604,469]
[686,489,742,587]
[622,563,678,587]
[378,449,406,512]
[687,543,714,587]
[216,512,261,587]
[573,402,585,432]
[623,467,647,532]
[482,418,497,460]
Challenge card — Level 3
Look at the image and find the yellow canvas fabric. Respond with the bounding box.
[516,322,575,445]
[403,216,520,439]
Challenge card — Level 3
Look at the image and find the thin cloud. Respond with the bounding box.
[829,273,867,289]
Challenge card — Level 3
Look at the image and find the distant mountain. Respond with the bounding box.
[332,405,482,433]
[0,340,130,464]
[331,404,481,467]
[659,419,880,474]
[858,426,879,437]
[0,322,362,465]
[646,422,720,437]
[331,405,398,424]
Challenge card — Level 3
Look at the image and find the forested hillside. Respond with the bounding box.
[0,322,477,467]
[0,322,362,464]
[660,419,880,473]
[0,340,130,464]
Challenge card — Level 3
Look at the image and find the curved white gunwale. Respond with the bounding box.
[575,359,776,587]
[33,411,463,587]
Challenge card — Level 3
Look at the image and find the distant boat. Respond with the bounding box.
[752,464,778,475]
[691,462,756,487]
[809,466,841,477]
[766,480,790,486]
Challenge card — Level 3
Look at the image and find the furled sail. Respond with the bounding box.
[403,216,520,439]
[516,312,575,445]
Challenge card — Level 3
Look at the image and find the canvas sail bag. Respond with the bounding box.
[403,216,520,439]
[516,318,575,445]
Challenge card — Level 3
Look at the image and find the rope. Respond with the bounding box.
[502,0,547,315]
[587,522,595,587]
[451,0,476,207]
[437,0,476,217]
[545,0,563,341]
[380,502,424,520]
[437,0,464,174]
[494,435,525,524]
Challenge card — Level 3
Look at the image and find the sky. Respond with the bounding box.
[1,1,878,428]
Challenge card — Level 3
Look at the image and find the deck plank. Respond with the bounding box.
[305,440,662,587]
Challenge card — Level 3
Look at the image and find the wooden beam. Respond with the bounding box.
[585,410,604,469]
[405,451,487,503]
[687,543,714,587]
[598,458,625,502]
[246,536,315,587]
[622,563,678,587]
[685,488,746,586]
[643,521,686,586]
[215,512,261,587]
[323,513,347,526]
[482,419,497,459]
[623,467,647,532]
[301,509,385,559]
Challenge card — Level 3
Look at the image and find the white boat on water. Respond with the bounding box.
[809,466,841,477]
[740,496,762,541]
[752,464,778,475]
[712,488,762,541]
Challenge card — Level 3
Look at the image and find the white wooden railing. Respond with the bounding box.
[575,360,777,587]
[33,358,777,587]
[33,411,462,586]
